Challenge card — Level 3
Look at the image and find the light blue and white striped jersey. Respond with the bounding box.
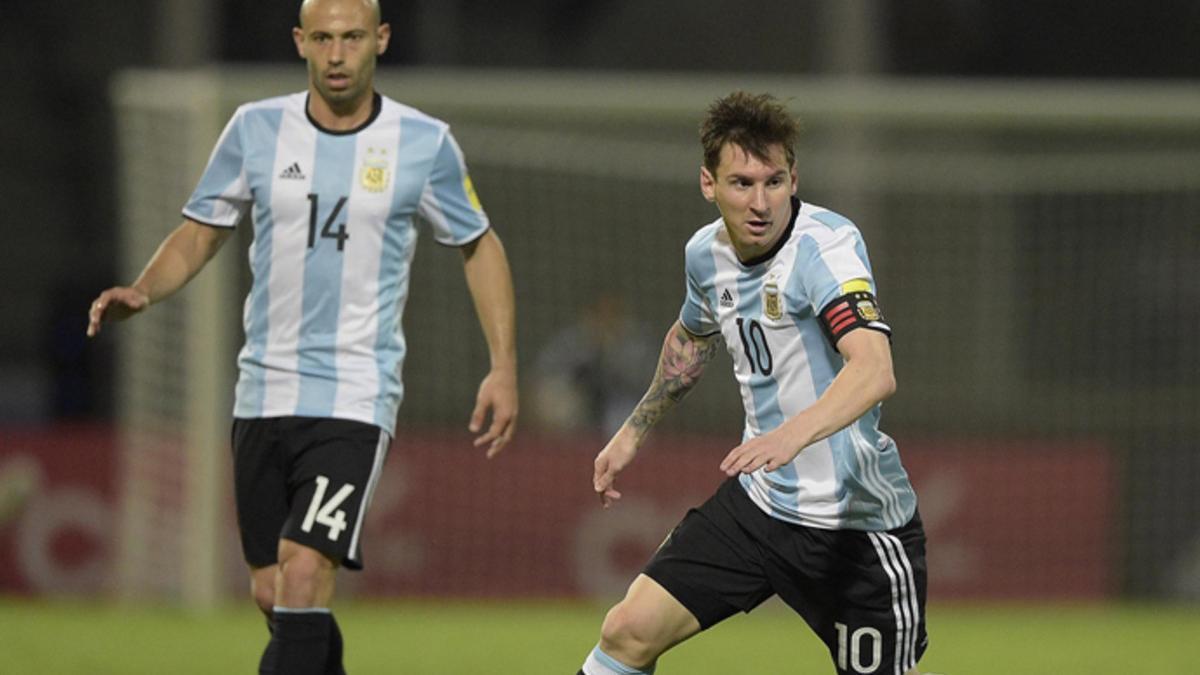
[679,198,916,531]
[183,92,489,436]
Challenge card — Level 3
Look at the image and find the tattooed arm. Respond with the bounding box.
[592,321,723,507]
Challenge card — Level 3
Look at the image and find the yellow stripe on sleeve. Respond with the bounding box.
[463,174,484,212]
[840,278,871,295]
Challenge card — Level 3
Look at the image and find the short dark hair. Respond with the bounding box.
[700,91,799,175]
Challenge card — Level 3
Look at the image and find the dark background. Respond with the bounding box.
[2,0,1198,423]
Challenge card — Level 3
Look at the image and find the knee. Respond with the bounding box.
[277,541,336,604]
[599,602,661,667]
[250,567,276,616]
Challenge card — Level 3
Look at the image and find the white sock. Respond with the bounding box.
[582,645,655,674]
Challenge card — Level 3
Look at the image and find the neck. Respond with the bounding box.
[307,89,375,131]
[732,197,799,266]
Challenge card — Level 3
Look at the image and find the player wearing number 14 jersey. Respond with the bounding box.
[185,87,483,433]
[578,92,927,675]
[87,1,517,673]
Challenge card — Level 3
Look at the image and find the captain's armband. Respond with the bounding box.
[818,284,891,348]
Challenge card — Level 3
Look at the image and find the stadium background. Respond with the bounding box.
[2,1,1199,672]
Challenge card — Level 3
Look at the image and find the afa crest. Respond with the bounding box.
[360,147,390,193]
[763,281,783,321]
[856,299,881,321]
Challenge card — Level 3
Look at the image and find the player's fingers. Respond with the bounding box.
[719,446,745,474]
[473,422,499,447]
[741,455,766,474]
[87,306,101,337]
[600,488,621,508]
[86,297,108,337]
[474,403,513,445]
[484,418,515,458]
[593,461,611,493]
[468,396,488,434]
[724,448,760,476]
[764,452,788,472]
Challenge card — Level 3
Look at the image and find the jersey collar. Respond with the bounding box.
[305,92,383,135]
[738,196,801,267]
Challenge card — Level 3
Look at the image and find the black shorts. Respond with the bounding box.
[231,416,390,571]
[644,477,928,675]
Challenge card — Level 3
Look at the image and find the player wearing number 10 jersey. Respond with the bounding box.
[579,92,927,675]
[87,1,517,673]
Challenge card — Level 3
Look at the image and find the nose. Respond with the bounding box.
[750,186,769,213]
[329,38,345,64]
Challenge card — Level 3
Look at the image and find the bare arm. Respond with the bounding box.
[593,320,723,507]
[460,229,518,457]
[719,327,895,476]
[87,219,233,337]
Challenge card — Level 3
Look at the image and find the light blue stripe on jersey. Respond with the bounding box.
[784,253,843,504]
[186,113,251,224]
[736,267,801,501]
[810,208,854,230]
[428,134,486,242]
[795,225,911,529]
[851,410,912,528]
[373,116,441,427]
[680,226,720,335]
[236,108,285,416]
[295,132,356,416]
[802,213,859,309]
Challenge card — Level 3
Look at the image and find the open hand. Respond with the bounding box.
[87,287,150,337]
[719,428,803,476]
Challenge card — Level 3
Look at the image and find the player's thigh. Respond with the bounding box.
[774,513,928,675]
[232,417,290,569]
[642,478,776,631]
[279,417,390,570]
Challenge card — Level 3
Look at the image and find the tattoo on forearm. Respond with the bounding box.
[627,324,722,433]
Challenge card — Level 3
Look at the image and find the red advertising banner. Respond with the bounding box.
[0,424,116,596]
[0,427,1114,600]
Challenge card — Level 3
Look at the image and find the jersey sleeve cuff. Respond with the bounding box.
[182,210,238,229]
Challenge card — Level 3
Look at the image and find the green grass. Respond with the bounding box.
[2,597,1195,673]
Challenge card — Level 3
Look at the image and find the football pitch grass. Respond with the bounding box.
[3,597,1195,674]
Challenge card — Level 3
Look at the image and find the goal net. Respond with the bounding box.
[112,68,1200,607]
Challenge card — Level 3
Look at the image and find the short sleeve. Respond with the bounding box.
[679,247,720,337]
[182,108,253,228]
[418,129,491,246]
[797,220,875,314]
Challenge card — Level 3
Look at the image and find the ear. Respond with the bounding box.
[292,26,306,59]
[699,166,716,203]
[376,23,392,55]
[789,163,798,194]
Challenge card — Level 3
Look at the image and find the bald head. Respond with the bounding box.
[299,0,381,27]
[293,0,390,123]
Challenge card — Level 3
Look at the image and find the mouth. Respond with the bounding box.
[325,72,351,89]
[745,219,772,235]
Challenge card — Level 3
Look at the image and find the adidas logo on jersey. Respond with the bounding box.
[720,289,735,308]
[279,162,306,180]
